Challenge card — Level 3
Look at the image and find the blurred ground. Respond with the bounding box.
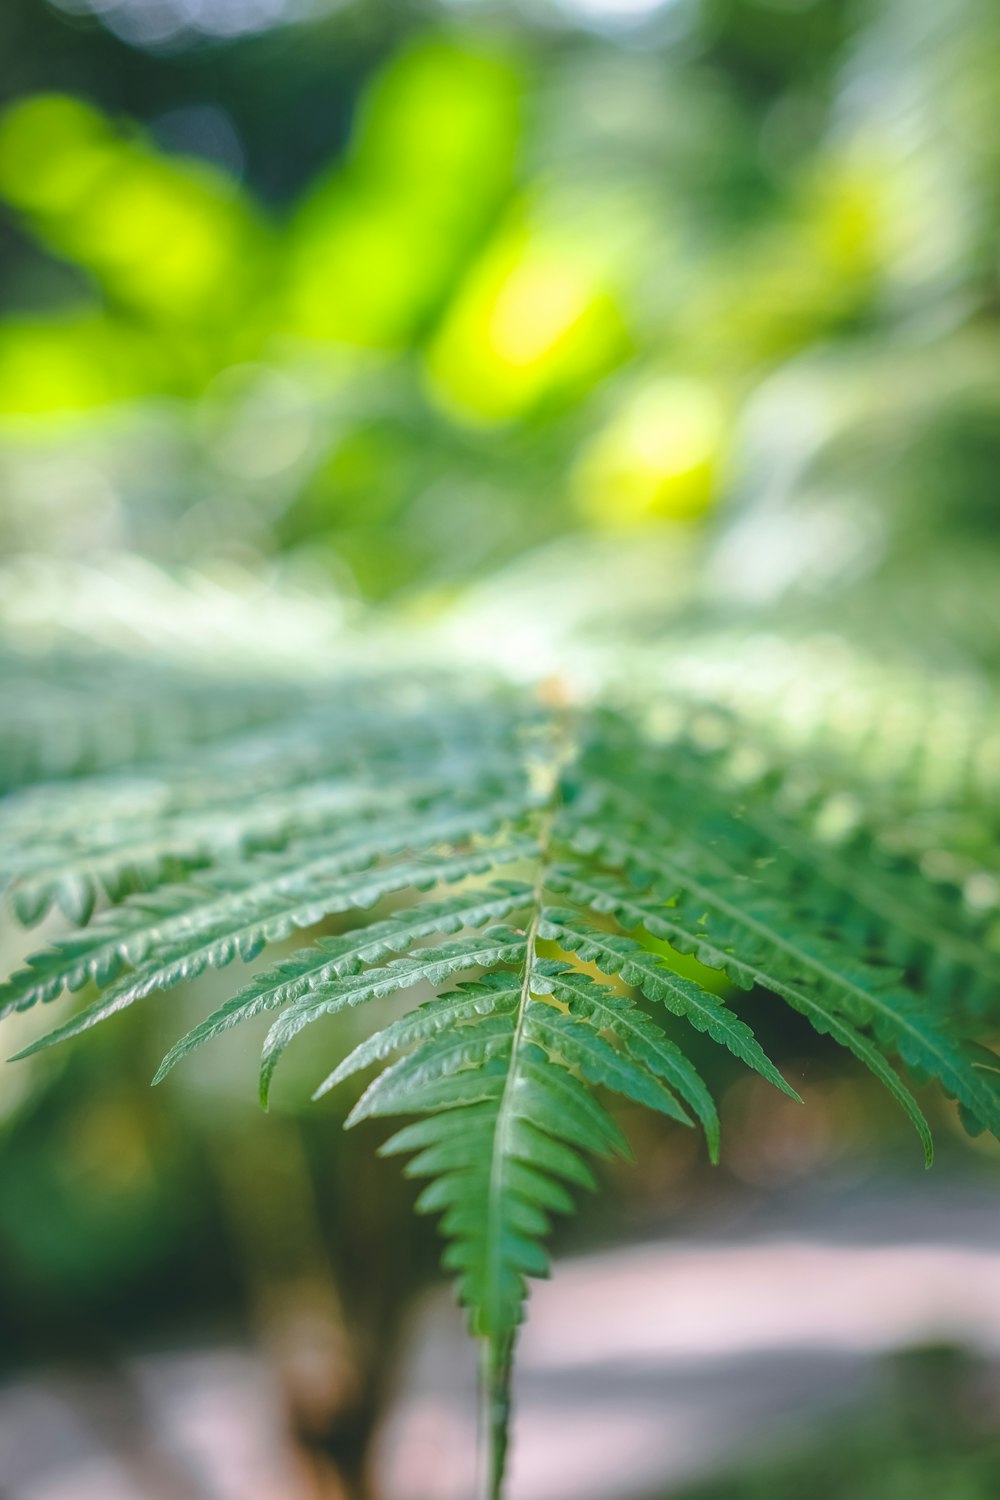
[0,1352,331,1500]
[6,1175,1000,1500]
[377,1175,1000,1499]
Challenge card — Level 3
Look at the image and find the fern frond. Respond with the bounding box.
[527,957,718,1159]
[348,978,634,1432]
[158,885,531,1083]
[547,869,939,1163]
[0,744,531,923]
[6,840,537,1057]
[0,647,302,795]
[2,666,998,1500]
[258,927,530,1106]
[1,788,533,1010]
[313,974,524,1099]
[517,994,693,1127]
[540,897,796,1104]
[589,732,1000,1007]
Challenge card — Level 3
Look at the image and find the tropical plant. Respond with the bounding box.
[2,620,998,1498]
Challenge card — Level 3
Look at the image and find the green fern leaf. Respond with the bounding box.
[3,667,998,1500]
[595,734,1000,1005]
[313,974,522,1099]
[549,869,938,1161]
[541,894,797,1101]
[155,884,531,1083]
[529,953,720,1161]
[7,846,536,1059]
[259,927,529,1106]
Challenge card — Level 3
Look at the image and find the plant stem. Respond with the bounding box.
[479,1335,513,1500]
[479,704,577,1500]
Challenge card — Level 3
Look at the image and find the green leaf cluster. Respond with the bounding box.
[1,668,997,1497]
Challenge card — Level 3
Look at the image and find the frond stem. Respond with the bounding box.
[479,712,571,1500]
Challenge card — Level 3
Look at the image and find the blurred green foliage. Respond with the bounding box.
[0,0,997,599]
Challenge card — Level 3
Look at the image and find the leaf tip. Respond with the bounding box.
[778,1074,804,1104]
[8,1037,44,1063]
